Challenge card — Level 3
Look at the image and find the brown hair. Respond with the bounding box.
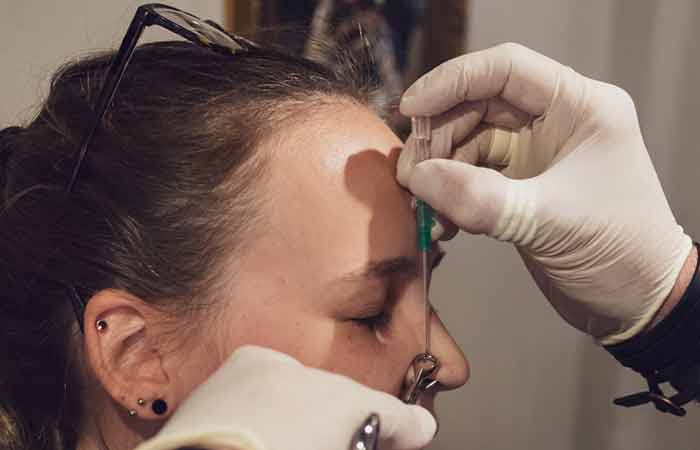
[0,40,380,450]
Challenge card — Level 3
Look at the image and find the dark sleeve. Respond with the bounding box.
[604,243,700,415]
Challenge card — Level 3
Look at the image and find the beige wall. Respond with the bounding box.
[0,0,223,127]
[2,1,699,449]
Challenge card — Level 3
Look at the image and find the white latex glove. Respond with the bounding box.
[397,43,692,345]
[135,346,436,450]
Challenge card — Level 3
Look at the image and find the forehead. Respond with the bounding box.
[262,102,415,278]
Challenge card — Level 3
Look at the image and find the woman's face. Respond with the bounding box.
[184,102,468,417]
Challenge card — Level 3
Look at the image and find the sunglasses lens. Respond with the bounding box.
[155,8,246,52]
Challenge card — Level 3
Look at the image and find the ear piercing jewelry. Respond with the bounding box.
[129,399,146,417]
[152,399,168,415]
[127,398,168,417]
[93,320,170,418]
[129,398,168,417]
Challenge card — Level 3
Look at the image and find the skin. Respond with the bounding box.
[78,100,469,450]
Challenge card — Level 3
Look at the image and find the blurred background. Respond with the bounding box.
[2,1,700,449]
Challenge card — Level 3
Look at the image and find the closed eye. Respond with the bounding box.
[352,309,393,330]
[351,285,397,331]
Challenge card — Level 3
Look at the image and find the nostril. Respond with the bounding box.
[427,310,471,388]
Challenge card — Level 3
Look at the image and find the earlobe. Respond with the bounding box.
[83,290,173,420]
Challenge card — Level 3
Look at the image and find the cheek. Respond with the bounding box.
[214,301,331,362]
[212,299,415,396]
[316,322,411,395]
[303,291,428,396]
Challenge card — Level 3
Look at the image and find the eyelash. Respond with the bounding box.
[353,309,393,330]
[352,252,445,331]
[352,287,395,330]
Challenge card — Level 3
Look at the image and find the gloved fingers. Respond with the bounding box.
[398,111,530,191]
[452,124,526,172]
[373,401,437,450]
[429,100,487,159]
[451,123,491,166]
[428,98,529,159]
[397,135,425,187]
[400,42,563,118]
[481,97,531,128]
[397,101,485,187]
[224,345,303,370]
[432,212,459,242]
[407,159,511,236]
[400,98,528,167]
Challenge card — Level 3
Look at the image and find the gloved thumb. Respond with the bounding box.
[380,404,437,450]
[408,159,516,237]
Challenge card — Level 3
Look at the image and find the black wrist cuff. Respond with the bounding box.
[604,242,700,416]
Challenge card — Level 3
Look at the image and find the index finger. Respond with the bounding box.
[400,43,563,118]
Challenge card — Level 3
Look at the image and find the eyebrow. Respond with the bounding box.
[338,245,446,284]
[340,256,418,282]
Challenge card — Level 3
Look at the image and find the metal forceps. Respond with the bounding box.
[350,413,380,450]
[402,353,441,404]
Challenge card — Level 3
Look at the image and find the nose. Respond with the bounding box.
[391,282,470,394]
[428,310,469,391]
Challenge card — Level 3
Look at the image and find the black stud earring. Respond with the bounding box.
[96,320,108,332]
[152,399,168,415]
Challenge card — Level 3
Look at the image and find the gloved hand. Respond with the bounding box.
[135,346,436,450]
[397,43,693,345]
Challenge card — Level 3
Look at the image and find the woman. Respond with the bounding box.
[0,20,468,450]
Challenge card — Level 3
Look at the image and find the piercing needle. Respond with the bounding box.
[411,116,433,355]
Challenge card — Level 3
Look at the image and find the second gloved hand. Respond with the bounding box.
[397,43,692,345]
[135,345,436,450]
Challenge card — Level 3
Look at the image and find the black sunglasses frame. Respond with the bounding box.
[65,3,253,193]
[65,3,254,332]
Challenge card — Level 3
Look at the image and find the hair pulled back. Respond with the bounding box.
[0,39,379,450]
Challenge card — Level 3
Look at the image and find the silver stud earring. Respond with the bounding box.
[137,398,146,406]
[96,320,108,332]
[128,409,137,417]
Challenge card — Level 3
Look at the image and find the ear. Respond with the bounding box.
[83,289,172,421]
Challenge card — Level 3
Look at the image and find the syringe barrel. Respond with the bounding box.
[411,116,431,162]
[416,199,434,250]
[411,116,431,140]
